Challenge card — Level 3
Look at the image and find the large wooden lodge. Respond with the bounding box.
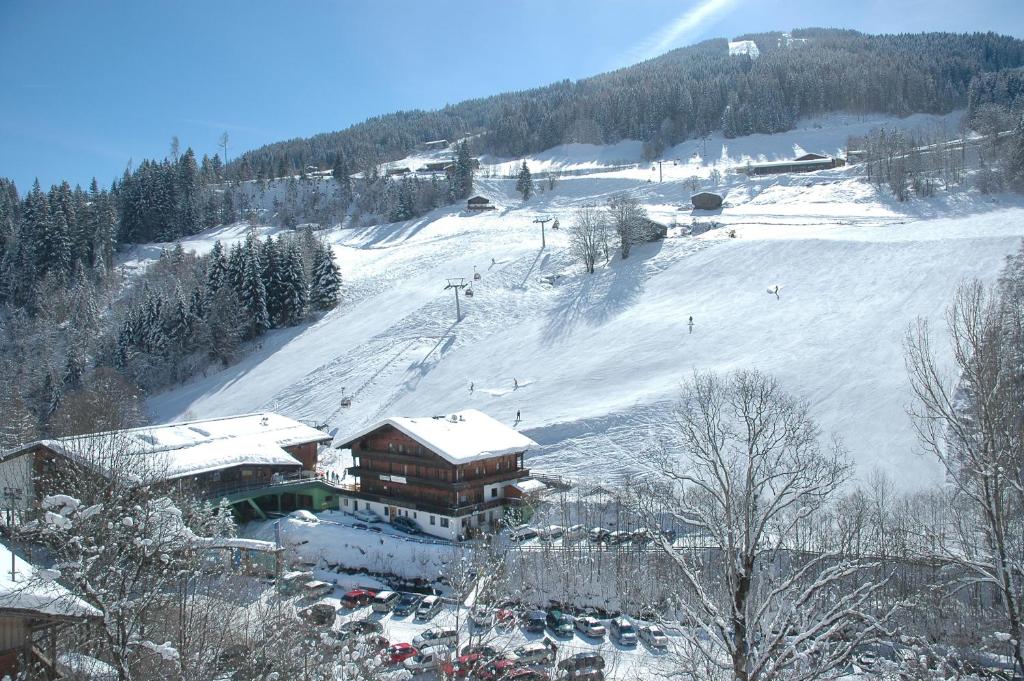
[335,409,545,540]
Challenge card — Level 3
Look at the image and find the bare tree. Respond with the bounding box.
[906,277,1024,676]
[635,370,892,681]
[219,132,229,166]
[606,193,647,259]
[568,205,608,274]
[170,135,180,162]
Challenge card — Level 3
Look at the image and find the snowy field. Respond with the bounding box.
[145,112,1024,490]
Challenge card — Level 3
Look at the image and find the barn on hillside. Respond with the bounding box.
[467,196,496,211]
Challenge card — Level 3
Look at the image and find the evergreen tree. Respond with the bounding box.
[261,236,284,327]
[451,140,474,200]
[278,241,308,325]
[515,161,533,201]
[332,152,353,203]
[310,242,341,311]
[239,239,270,338]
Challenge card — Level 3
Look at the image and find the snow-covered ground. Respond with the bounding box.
[146,113,1024,490]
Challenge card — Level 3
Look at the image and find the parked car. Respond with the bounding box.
[545,609,574,638]
[476,658,518,681]
[412,627,458,649]
[574,616,606,638]
[459,644,499,659]
[557,651,605,674]
[440,652,489,678]
[340,588,376,608]
[352,522,368,531]
[607,530,631,545]
[297,602,335,626]
[372,590,400,613]
[302,580,333,598]
[353,508,382,523]
[504,670,549,681]
[471,604,493,627]
[339,619,384,638]
[415,594,443,622]
[631,528,654,544]
[563,525,587,542]
[392,592,422,617]
[511,641,554,665]
[367,525,383,533]
[610,617,637,646]
[538,525,564,541]
[639,624,669,649]
[509,525,539,542]
[524,610,547,632]
[402,645,449,672]
[391,516,423,535]
[382,642,418,665]
[588,528,609,543]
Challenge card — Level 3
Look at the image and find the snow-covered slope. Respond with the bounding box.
[147,113,1024,490]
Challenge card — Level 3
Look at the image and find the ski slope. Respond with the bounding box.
[146,113,1024,490]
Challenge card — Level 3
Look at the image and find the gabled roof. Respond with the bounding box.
[0,541,99,619]
[467,195,492,204]
[3,413,328,482]
[335,409,537,465]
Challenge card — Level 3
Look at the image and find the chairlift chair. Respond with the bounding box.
[464,287,474,298]
[340,387,352,408]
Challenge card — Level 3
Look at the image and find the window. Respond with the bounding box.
[430,515,436,526]
[460,518,467,528]
[353,501,359,510]
[490,488,497,498]
[440,517,449,528]
[398,444,405,454]
[388,442,395,452]
[413,512,417,519]
[343,498,349,507]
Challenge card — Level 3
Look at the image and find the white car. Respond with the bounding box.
[538,525,564,541]
[412,627,458,649]
[353,508,382,523]
[510,641,553,665]
[575,615,607,638]
[563,524,587,542]
[402,646,449,671]
[639,624,669,649]
[471,604,492,627]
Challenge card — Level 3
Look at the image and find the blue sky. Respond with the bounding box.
[2,0,1023,191]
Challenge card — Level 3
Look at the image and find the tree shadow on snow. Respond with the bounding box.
[541,240,663,343]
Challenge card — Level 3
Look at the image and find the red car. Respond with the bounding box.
[441,653,487,678]
[502,670,549,681]
[382,642,418,665]
[340,588,376,608]
[476,658,518,681]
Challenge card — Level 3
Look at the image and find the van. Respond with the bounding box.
[416,594,443,622]
[372,590,400,613]
[610,616,637,646]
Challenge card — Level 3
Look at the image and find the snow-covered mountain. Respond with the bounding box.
[145,112,1024,490]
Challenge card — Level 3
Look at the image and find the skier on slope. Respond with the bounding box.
[514,378,519,389]
[516,409,521,422]
[688,315,694,334]
[470,381,474,393]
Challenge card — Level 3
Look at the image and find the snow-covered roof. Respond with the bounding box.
[6,413,329,482]
[336,409,537,465]
[510,478,547,494]
[742,156,837,169]
[0,542,99,619]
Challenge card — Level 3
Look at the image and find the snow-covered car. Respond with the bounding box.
[510,641,554,665]
[538,525,564,541]
[353,508,382,523]
[610,616,637,646]
[639,624,669,649]
[524,610,546,632]
[509,525,538,542]
[288,509,318,523]
[339,618,384,638]
[588,527,609,543]
[301,580,333,598]
[297,602,335,626]
[412,627,458,648]
[471,604,493,627]
[574,616,606,638]
[607,530,631,544]
[563,524,587,542]
[631,528,654,544]
[402,645,449,672]
[372,590,400,612]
